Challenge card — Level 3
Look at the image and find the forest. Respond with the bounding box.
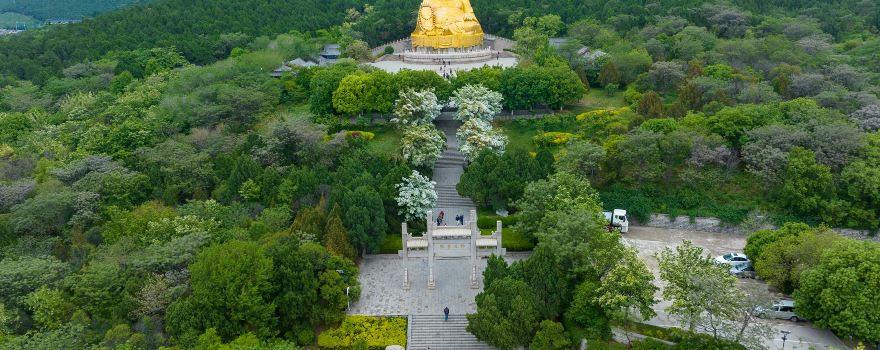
[0,0,877,83]
[1,0,879,349]
[0,0,149,20]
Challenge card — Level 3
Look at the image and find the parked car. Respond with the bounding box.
[714,253,751,268]
[730,264,756,279]
[757,300,802,322]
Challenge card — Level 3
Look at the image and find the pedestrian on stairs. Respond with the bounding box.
[444,306,449,321]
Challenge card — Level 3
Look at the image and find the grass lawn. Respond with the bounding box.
[364,125,402,157]
[498,120,540,151]
[377,233,402,254]
[570,89,627,114]
[480,227,534,251]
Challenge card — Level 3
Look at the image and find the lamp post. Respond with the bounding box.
[780,330,790,350]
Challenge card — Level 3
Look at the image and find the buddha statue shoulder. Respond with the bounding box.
[413,0,483,36]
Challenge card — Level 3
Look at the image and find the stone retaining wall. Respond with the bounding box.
[634,214,879,242]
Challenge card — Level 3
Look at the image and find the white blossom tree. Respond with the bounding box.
[395,170,437,223]
[400,124,446,167]
[456,119,508,161]
[391,88,442,126]
[452,84,503,122]
[850,104,880,132]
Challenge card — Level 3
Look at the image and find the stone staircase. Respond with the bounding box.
[432,121,476,220]
[408,315,496,350]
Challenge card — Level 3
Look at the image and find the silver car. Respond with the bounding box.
[757,300,802,322]
[730,264,757,279]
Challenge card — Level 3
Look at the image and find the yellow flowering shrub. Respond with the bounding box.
[575,107,630,121]
[317,316,407,350]
[345,130,376,141]
[533,132,575,146]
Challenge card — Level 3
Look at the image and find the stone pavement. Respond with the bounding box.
[348,254,526,316]
[368,57,518,74]
[432,120,475,222]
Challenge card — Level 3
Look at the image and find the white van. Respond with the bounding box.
[757,300,802,322]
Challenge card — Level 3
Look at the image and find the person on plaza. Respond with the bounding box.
[438,211,445,225]
[443,306,450,321]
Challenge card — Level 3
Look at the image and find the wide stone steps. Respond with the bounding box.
[408,315,496,350]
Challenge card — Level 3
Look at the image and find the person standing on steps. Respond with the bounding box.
[444,306,450,321]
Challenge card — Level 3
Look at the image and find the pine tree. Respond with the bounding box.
[290,198,327,242]
[323,204,356,260]
[598,62,620,88]
[637,91,664,118]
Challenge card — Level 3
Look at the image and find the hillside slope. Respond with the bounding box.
[0,0,876,83]
[0,0,149,20]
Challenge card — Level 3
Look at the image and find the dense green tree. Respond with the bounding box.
[341,186,387,254]
[458,149,545,210]
[530,320,571,350]
[0,256,69,309]
[332,73,370,116]
[482,254,509,289]
[166,240,276,342]
[512,245,570,319]
[467,277,541,350]
[555,140,605,179]
[755,227,842,293]
[794,240,880,344]
[309,62,359,116]
[743,222,811,262]
[777,147,835,220]
[342,40,371,62]
[25,287,75,330]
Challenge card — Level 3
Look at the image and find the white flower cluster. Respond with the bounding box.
[395,170,438,223]
[456,119,508,162]
[451,84,503,123]
[391,88,442,126]
[401,124,446,167]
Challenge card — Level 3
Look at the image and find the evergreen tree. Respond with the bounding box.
[598,62,620,87]
[637,91,664,118]
[323,204,357,260]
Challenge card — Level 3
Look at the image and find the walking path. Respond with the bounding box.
[432,120,475,224]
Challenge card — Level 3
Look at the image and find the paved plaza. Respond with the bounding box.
[349,254,526,316]
[368,57,518,75]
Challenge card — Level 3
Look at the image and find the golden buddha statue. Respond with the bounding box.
[411,0,484,49]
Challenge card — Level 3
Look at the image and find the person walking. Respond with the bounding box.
[443,306,450,321]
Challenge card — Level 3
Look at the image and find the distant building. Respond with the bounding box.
[318,44,341,65]
[549,37,569,48]
[46,19,82,25]
[577,47,607,62]
[270,58,320,78]
[0,29,24,36]
[270,44,340,77]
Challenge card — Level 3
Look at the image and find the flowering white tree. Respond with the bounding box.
[401,124,446,167]
[850,104,880,132]
[395,170,437,223]
[452,84,503,122]
[391,88,442,126]
[457,119,508,161]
